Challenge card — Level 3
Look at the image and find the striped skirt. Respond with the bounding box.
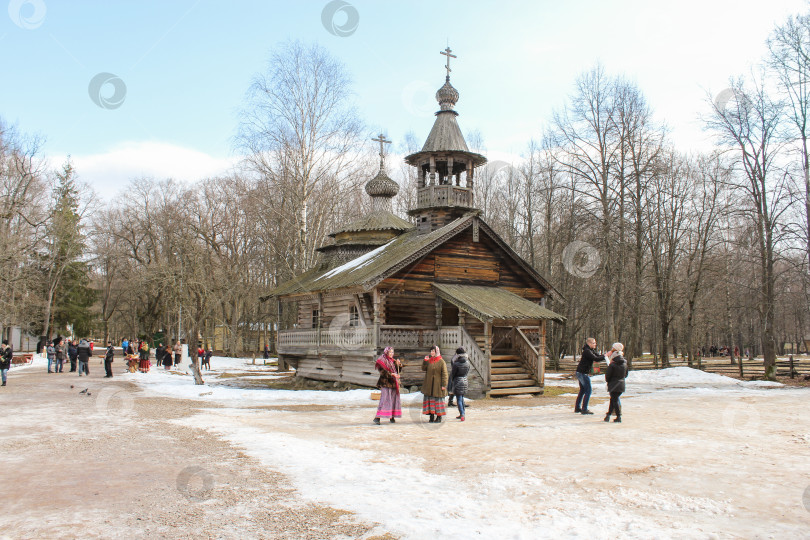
[376,387,402,418]
[422,395,446,416]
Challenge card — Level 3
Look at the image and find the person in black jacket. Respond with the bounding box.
[0,339,13,386]
[104,342,115,377]
[77,339,91,376]
[574,338,605,414]
[449,347,470,421]
[604,342,627,423]
[68,340,78,372]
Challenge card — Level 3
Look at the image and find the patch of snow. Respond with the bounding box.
[315,240,394,281]
[175,409,725,540]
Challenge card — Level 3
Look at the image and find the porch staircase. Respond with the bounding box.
[489,353,543,396]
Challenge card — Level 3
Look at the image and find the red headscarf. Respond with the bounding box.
[375,347,399,391]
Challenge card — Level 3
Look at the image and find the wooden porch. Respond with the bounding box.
[277,324,546,396]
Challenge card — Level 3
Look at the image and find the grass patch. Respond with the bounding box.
[540,385,573,397]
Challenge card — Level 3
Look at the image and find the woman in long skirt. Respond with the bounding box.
[421,345,448,423]
[373,346,402,425]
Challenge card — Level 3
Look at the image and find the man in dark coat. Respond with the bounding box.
[0,339,13,386]
[68,340,78,372]
[574,338,605,415]
[77,339,91,376]
[604,342,628,423]
[104,342,115,378]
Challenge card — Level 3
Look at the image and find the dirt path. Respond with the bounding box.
[0,365,380,539]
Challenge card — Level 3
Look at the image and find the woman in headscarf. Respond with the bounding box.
[421,345,448,423]
[373,346,402,425]
[604,342,627,423]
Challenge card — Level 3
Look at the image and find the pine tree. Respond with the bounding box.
[40,159,89,340]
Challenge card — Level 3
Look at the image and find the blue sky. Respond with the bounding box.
[1,0,807,198]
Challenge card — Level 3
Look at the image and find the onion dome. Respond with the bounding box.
[365,169,400,198]
[436,77,460,111]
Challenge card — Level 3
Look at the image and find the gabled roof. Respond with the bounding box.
[267,214,477,298]
[266,213,563,302]
[433,283,565,322]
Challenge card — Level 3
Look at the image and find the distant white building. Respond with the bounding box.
[1,325,38,352]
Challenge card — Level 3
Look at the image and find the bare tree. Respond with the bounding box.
[239,40,365,272]
[706,73,790,378]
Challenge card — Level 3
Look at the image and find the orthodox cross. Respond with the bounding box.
[371,133,391,169]
[440,46,456,79]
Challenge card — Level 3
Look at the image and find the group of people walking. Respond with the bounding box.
[575,338,627,422]
[372,345,470,425]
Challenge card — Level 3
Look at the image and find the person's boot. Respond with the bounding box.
[428,414,435,423]
[604,414,610,422]
[614,416,621,423]
[581,409,594,415]
[389,417,395,423]
[435,415,442,423]
[574,407,582,413]
[1,381,5,386]
[373,417,380,425]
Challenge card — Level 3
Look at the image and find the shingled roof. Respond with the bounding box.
[327,211,414,238]
[266,213,563,301]
[433,283,565,322]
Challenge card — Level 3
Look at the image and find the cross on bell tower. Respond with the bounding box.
[440,47,456,80]
[405,47,488,233]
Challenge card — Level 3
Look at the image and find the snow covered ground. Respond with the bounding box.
[116,361,810,539]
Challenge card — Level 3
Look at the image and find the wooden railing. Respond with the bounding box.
[514,327,543,385]
[278,329,319,349]
[379,326,439,350]
[460,326,490,387]
[519,327,541,348]
[416,185,473,209]
[320,326,374,350]
[278,327,373,352]
[492,326,514,351]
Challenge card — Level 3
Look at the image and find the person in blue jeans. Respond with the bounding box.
[0,339,12,386]
[574,338,605,415]
[77,339,91,376]
[46,340,56,373]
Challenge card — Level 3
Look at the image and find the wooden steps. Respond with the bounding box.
[491,378,536,388]
[488,353,542,397]
[489,386,543,395]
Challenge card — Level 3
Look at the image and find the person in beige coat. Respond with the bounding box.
[421,345,448,423]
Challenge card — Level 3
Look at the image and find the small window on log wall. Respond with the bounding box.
[349,305,359,327]
[312,309,320,328]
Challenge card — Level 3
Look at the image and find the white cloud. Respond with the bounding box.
[56,141,240,201]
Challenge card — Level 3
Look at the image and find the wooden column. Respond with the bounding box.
[538,319,545,387]
[484,320,492,391]
[317,293,324,346]
[276,300,287,371]
[372,288,381,351]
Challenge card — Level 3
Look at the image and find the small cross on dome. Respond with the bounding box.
[371,133,391,169]
[440,47,456,80]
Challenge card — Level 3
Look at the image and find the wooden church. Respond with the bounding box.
[269,49,564,398]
